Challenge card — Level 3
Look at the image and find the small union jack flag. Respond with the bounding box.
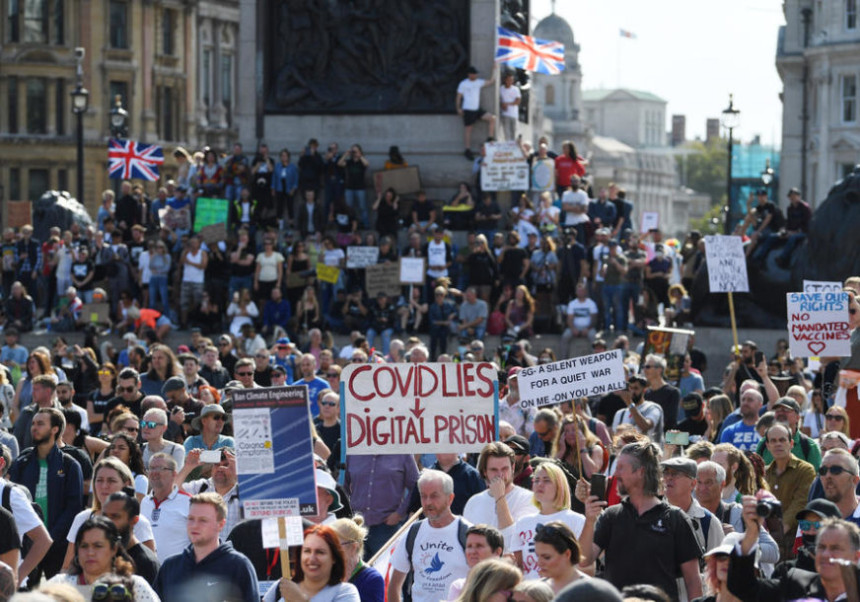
[495,26,565,75]
[108,138,165,181]
[619,29,638,39]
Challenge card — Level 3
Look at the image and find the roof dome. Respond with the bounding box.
[534,13,574,49]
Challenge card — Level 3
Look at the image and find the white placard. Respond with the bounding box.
[530,156,555,192]
[786,292,851,358]
[233,408,275,475]
[803,280,843,294]
[346,246,380,269]
[342,362,499,454]
[704,235,749,293]
[517,349,627,408]
[261,516,305,548]
[481,141,529,191]
[640,211,659,233]
[399,257,426,284]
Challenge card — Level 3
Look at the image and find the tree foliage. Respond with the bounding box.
[677,140,728,207]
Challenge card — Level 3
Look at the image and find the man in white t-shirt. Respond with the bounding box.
[561,283,599,357]
[456,66,496,160]
[561,177,590,227]
[611,375,665,443]
[388,470,470,602]
[462,442,537,549]
[499,71,521,141]
[139,452,191,562]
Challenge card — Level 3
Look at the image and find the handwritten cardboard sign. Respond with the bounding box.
[704,235,749,293]
[341,362,499,454]
[787,292,851,358]
[316,263,340,284]
[365,262,402,299]
[346,246,380,269]
[399,257,425,284]
[517,349,626,408]
[481,141,529,191]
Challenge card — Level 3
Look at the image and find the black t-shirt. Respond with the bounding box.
[254,366,273,388]
[413,199,436,223]
[370,302,396,331]
[474,200,502,228]
[342,157,366,190]
[646,384,681,430]
[61,444,94,482]
[313,419,340,454]
[230,249,256,278]
[0,505,20,556]
[597,392,626,426]
[105,393,145,418]
[71,260,95,290]
[376,199,400,233]
[127,541,160,585]
[677,416,709,437]
[754,201,779,229]
[594,499,701,599]
[500,247,528,281]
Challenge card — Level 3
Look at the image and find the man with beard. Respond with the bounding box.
[579,441,703,599]
[818,449,860,528]
[611,375,664,443]
[102,491,160,585]
[176,448,241,537]
[719,387,763,451]
[504,435,533,489]
[291,354,328,418]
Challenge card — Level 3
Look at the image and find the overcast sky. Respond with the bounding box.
[530,0,786,147]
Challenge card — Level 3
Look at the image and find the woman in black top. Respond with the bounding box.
[373,188,400,239]
[286,240,313,309]
[466,234,498,302]
[228,229,256,297]
[498,231,530,287]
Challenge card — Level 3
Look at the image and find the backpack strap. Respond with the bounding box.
[700,509,713,545]
[404,519,423,567]
[1,484,10,514]
[456,518,470,551]
[799,433,811,458]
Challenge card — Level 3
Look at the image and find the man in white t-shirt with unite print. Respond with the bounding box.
[456,66,496,160]
[388,470,469,602]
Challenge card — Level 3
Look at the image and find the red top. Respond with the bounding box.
[555,155,586,187]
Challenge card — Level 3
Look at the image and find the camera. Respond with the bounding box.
[755,498,782,519]
[74,47,85,59]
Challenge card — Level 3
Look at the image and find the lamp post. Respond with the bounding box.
[109,94,128,139]
[720,94,740,234]
[70,48,89,205]
[760,158,774,199]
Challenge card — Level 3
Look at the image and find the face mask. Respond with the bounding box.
[801,533,817,550]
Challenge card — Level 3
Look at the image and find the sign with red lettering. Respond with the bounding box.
[341,362,499,454]
[787,292,851,358]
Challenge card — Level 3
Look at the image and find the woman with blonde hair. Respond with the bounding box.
[455,558,522,602]
[823,405,851,437]
[330,516,384,602]
[511,580,553,602]
[706,395,734,444]
[512,462,585,580]
[555,416,607,509]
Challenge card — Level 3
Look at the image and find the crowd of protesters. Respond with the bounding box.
[0,126,852,602]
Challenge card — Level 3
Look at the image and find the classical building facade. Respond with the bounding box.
[0,0,237,215]
[778,0,860,206]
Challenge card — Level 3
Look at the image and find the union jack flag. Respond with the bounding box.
[108,138,165,181]
[495,26,565,75]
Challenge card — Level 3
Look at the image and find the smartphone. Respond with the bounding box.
[200,450,222,464]
[754,350,764,366]
[665,431,690,446]
[590,473,607,501]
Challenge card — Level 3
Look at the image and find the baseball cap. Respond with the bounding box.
[504,435,530,456]
[795,499,841,522]
[682,392,703,417]
[276,337,291,346]
[660,457,697,479]
[773,397,801,414]
[788,187,801,196]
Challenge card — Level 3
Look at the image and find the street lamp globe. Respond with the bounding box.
[110,95,129,139]
[720,94,740,131]
[761,159,774,186]
[71,87,89,114]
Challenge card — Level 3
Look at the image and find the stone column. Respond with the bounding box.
[46,78,57,135]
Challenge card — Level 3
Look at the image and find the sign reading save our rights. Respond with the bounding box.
[786,291,851,358]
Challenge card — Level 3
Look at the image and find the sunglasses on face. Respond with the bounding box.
[327,372,339,378]
[140,421,164,429]
[92,583,132,601]
[118,386,136,393]
[826,414,845,421]
[799,519,822,531]
[320,401,337,407]
[237,371,253,377]
[207,415,227,422]
[819,465,850,476]
[122,426,139,433]
[98,370,114,376]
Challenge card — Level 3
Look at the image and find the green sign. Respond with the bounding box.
[193,197,229,232]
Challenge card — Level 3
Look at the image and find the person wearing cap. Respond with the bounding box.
[183,403,233,454]
[677,392,708,438]
[817,448,860,528]
[763,422,816,558]
[504,434,533,489]
[730,499,860,602]
[780,498,843,575]
[176,447,241,536]
[661,457,725,559]
[754,396,822,469]
[271,337,297,381]
[305,468,344,526]
[456,65,496,160]
[580,441,703,599]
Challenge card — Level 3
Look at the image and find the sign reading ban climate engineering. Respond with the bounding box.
[342,362,498,454]
[517,349,626,408]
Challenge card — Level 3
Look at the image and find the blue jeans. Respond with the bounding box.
[367,328,394,354]
[776,233,807,262]
[149,275,170,314]
[224,182,243,202]
[620,282,641,331]
[229,275,254,297]
[459,325,486,341]
[602,284,623,331]
[345,188,368,229]
[324,177,344,218]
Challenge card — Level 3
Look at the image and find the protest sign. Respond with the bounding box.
[316,263,340,284]
[400,257,425,284]
[199,223,227,246]
[786,291,851,358]
[803,280,843,294]
[365,262,401,299]
[641,211,659,233]
[341,362,499,454]
[233,386,318,517]
[193,197,229,231]
[517,350,626,409]
[159,206,191,231]
[530,156,555,192]
[704,235,749,293]
[78,302,111,327]
[373,166,421,195]
[641,326,695,383]
[347,246,380,269]
[481,141,529,191]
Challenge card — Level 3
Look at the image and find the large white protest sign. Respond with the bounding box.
[346,246,380,268]
[786,291,851,358]
[530,156,555,192]
[517,350,626,409]
[481,141,529,191]
[341,362,499,454]
[640,211,659,233]
[704,235,749,293]
[803,280,843,294]
[399,257,425,284]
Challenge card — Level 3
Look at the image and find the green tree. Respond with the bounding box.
[690,203,725,236]
[677,140,727,207]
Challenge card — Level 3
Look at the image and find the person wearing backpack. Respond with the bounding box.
[7,407,83,579]
[387,470,470,602]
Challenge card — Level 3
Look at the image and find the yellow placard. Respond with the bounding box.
[316,263,340,284]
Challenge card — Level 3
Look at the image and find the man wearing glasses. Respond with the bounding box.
[754,397,822,470]
[176,448,241,537]
[140,453,191,562]
[140,408,185,470]
[104,367,145,418]
[232,358,260,390]
[818,449,860,528]
[216,335,238,377]
[611,375,664,444]
[183,405,234,455]
[641,354,681,430]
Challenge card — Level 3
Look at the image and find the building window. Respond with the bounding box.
[7,76,18,134]
[157,85,178,140]
[9,168,21,200]
[28,168,48,201]
[55,78,65,135]
[52,0,62,44]
[162,8,174,55]
[7,0,19,42]
[57,168,67,192]
[109,0,128,49]
[201,48,211,108]
[23,0,47,43]
[848,0,857,29]
[6,0,62,43]
[545,84,555,106]
[221,54,233,122]
[26,78,47,134]
[842,74,857,123]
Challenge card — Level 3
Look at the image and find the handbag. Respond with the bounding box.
[487,310,505,335]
